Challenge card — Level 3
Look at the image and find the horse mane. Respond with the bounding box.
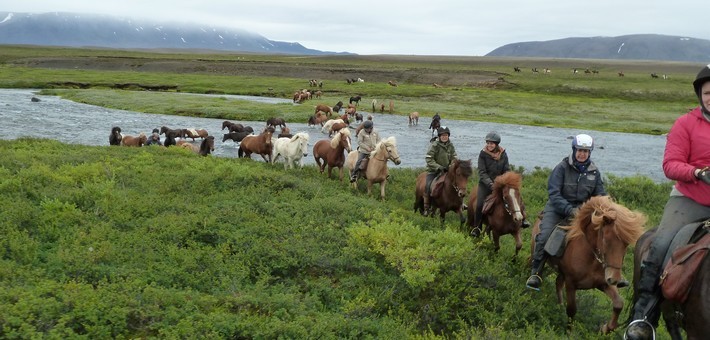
[565,196,647,245]
[330,128,351,148]
[454,159,473,178]
[489,171,522,202]
[370,137,396,158]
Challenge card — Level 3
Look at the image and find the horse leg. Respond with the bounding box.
[379,181,386,201]
[599,286,623,334]
[564,282,577,332]
[513,230,522,258]
[492,232,501,252]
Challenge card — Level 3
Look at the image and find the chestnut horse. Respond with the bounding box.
[408,112,420,126]
[629,224,710,340]
[466,171,525,255]
[314,104,333,117]
[121,132,147,147]
[177,136,215,156]
[313,128,352,181]
[344,137,401,200]
[109,126,122,146]
[238,127,274,162]
[414,159,473,227]
[531,196,646,334]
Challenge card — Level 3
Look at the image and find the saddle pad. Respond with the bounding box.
[544,226,567,257]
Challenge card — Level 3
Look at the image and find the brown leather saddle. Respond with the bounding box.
[430,174,446,198]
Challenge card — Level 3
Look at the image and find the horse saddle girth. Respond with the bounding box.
[481,193,496,215]
[430,175,446,198]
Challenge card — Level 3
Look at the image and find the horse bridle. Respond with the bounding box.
[502,187,522,217]
[587,223,623,270]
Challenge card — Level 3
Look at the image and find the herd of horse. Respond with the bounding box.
[107,109,708,338]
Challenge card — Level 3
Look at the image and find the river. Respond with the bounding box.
[0,89,668,182]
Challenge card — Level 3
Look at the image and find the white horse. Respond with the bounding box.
[271,132,310,169]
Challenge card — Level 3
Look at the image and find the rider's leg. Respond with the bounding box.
[423,173,436,216]
[471,184,490,236]
[526,209,563,290]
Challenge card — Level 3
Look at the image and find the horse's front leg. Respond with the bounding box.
[564,282,577,331]
[457,207,466,228]
[379,181,386,201]
[599,285,623,334]
[513,230,522,257]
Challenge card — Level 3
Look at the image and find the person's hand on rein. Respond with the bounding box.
[697,167,710,185]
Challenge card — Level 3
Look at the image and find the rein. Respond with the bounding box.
[586,224,623,270]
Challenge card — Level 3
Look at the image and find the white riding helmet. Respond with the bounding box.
[572,134,594,151]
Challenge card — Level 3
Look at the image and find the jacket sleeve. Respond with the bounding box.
[501,151,510,173]
[425,144,441,171]
[547,163,574,216]
[593,169,607,196]
[662,114,697,182]
[478,152,493,188]
[449,144,458,162]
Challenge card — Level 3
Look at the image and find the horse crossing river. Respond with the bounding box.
[0,89,667,182]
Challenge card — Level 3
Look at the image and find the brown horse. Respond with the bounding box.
[222,120,245,133]
[344,137,401,200]
[266,117,286,129]
[109,126,122,146]
[314,104,333,117]
[177,136,215,156]
[466,171,525,255]
[429,117,441,137]
[121,132,147,147]
[414,159,473,227]
[160,126,183,147]
[182,128,209,141]
[238,127,274,162]
[313,128,352,181]
[531,196,646,334]
[222,131,251,143]
[408,112,419,126]
[629,225,710,340]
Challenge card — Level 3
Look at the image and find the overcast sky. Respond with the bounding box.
[4,1,707,56]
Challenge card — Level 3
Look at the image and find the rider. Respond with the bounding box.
[145,128,162,146]
[350,120,380,182]
[423,126,457,216]
[625,65,710,340]
[526,133,607,290]
[471,131,531,237]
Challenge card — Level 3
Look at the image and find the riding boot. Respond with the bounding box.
[350,169,360,183]
[625,261,661,340]
[423,196,431,217]
[526,254,547,291]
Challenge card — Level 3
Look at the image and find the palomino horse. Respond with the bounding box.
[408,112,420,126]
[414,159,473,227]
[531,196,646,334]
[121,133,147,147]
[466,171,525,255]
[344,137,401,200]
[238,127,274,162]
[313,128,352,181]
[177,136,215,156]
[271,132,310,170]
[109,126,122,146]
[182,128,209,141]
[629,223,710,340]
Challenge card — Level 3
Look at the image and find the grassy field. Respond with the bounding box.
[0,45,691,338]
[0,45,704,134]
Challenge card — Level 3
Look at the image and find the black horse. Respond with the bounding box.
[109,126,122,146]
[349,96,362,106]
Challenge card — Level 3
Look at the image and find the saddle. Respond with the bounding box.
[481,193,496,215]
[659,219,710,303]
[430,174,446,198]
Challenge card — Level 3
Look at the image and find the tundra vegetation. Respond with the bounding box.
[0,45,686,338]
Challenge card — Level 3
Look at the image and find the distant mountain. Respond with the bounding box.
[0,12,346,55]
[486,34,710,62]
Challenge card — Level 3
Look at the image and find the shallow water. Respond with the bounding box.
[0,89,668,182]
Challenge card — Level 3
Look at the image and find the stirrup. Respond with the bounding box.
[624,319,656,340]
[470,226,482,237]
[526,274,542,291]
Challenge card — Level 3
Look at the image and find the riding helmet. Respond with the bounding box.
[363,120,373,129]
[437,126,450,136]
[693,64,710,97]
[572,134,594,151]
[485,131,501,144]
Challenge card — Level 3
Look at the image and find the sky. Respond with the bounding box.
[3,1,707,56]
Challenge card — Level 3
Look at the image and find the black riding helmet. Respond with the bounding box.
[485,131,501,144]
[693,64,710,114]
[363,120,373,129]
[437,126,450,136]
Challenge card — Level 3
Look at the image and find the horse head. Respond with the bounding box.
[567,196,647,286]
[448,159,472,198]
[494,171,525,226]
[331,128,351,152]
[294,132,310,156]
[372,137,401,165]
[263,127,275,145]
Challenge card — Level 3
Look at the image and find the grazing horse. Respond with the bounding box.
[109,126,122,146]
[414,159,473,227]
[177,136,215,156]
[629,224,710,340]
[238,127,275,162]
[531,196,646,334]
[387,80,398,87]
[313,128,352,181]
[408,112,419,126]
[121,133,147,147]
[182,128,209,141]
[466,171,525,255]
[272,132,310,170]
[222,131,251,143]
[349,95,362,106]
[345,137,401,200]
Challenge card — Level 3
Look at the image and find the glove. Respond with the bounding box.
[570,207,579,217]
[698,168,710,185]
[487,183,494,190]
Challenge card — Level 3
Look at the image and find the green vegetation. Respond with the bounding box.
[0,139,674,338]
[0,46,684,338]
